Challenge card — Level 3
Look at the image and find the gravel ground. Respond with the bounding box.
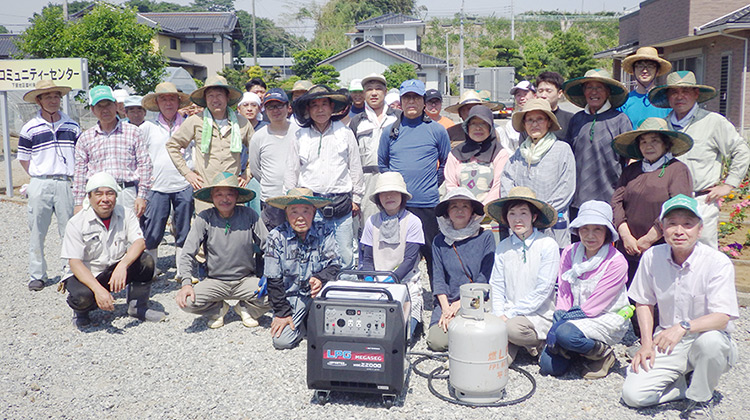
[1,199,748,420]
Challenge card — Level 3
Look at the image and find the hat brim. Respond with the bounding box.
[511,107,562,134]
[193,185,255,204]
[647,84,718,108]
[444,99,494,114]
[23,86,72,103]
[266,195,332,210]
[612,129,694,160]
[435,196,485,218]
[485,196,557,229]
[622,55,672,77]
[142,91,191,112]
[190,84,244,107]
[562,76,628,108]
[369,186,412,206]
[569,214,619,242]
[292,92,349,123]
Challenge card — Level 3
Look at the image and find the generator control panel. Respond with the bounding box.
[323,305,386,338]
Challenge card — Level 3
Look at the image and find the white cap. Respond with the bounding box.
[112,89,130,103]
[238,92,261,107]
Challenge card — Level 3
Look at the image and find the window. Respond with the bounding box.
[385,34,405,46]
[417,72,427,83]
[369,35,383,45]
[464,74,476,90]
[195,42,214,55]
[669,50,704,83]
[170,39,177,50]
[719,53,731,117]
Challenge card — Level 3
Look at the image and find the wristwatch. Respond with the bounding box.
[679,320,691,331]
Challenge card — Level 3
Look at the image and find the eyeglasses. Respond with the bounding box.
[265,103,286,110]
[634,62,658,72]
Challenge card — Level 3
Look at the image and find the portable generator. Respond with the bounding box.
[306,272,410,408]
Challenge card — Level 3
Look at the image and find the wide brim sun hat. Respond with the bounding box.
[621,46,672,77]
[569,200,619,242]
[612,117,694,160]
[291,85,349,124]
[562,68,628,109]
[23,80,72,103]
[193,172,255,204]
[647,70,718,109]
[266,187,332,210]
[435,187,485,218]
[485,186,556,229]
[190,75,243,108]
[142,82,191,112]
[445,90,496,114]
[511,98,562,134]
[369,172,412,205]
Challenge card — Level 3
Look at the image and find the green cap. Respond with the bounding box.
[89,85,116,106]
[659,194,702,222]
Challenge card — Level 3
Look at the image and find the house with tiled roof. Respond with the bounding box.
[595,0,750,136]
[321,13,448,92]
[0,34,21,59]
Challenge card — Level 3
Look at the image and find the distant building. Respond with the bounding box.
[323,13,449,93]
[240,57,295,80]
[0,34,21,59]
[595,0,750,136]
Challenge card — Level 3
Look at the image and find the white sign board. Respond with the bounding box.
[0,58,88,91]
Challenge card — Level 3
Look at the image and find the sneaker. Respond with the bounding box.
[680,398,715,420]
[206,302,230,329]
[582,351,616,379]
[72,311,91,329]
[625,340,641,361]
[233,304,260,328]
[28,280,45,291]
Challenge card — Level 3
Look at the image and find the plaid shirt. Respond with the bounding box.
[73,120,153,205]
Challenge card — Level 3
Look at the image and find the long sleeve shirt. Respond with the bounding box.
[17,110,80,177]
[73,120,153,205]
[444,147,510,205]
[179,206,267,286]
[378,114,451,208]
[284,120,365,204]
[140,113,191,193]
[247,123,296,201]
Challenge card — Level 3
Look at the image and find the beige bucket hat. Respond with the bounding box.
[369,172,412,206]
[622,46,672,77]
[190,75,243,107]
[445,90,502,113]
[23,80,72,103]
[485,186,557,229]
[562,68,628,108]
[647,71,717,109]
[142,82,191,112]
[266,187,332,210]
[193,172,255,204]
[511,98,562,133]
[612,117,694,160]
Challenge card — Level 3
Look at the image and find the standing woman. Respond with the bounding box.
[359,172,425,337]
[539,201,630,380]
[486,187,560,363]
[426,188,496,351]
[444,105,510,205]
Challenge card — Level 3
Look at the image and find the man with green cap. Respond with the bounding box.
[648,71,750,248]
[166,75,255,213]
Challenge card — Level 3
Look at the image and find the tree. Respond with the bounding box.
[492,38,526,82]
[546,29,597,79]
[191,0,234,12]
[124,0,193,12]
[17,4,166,95]
[310,64,340,87]
[383,63,417,89]
[218,66,249,92]
[291,48,338,79]
[235,11,306,57]
[0,25,8,34]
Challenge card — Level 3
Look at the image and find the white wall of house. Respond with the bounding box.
[362,26,419,50]
[179,36,234,79]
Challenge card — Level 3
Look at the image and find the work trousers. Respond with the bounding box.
[181,277,270,319]
[141,187,193,249]
[539,322,596,376]
[27,177,74,281]
[406,206,438,286]
[272,294,313,350]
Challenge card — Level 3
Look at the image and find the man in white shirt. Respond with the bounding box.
[622,194,738,419]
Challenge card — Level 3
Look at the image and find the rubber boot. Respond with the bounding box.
[174,246,183,280]
[72,310,91,329]
[126,283,166,322]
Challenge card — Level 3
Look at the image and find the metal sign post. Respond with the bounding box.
[0,57,88,197]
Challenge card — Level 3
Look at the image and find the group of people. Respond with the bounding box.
[16,44,743,418]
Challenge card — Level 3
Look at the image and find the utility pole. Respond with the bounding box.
[511,0,515,41]
[252,0,258,65]
[63,0,68,21]
[445,32,450,95]
[459,0,465,96]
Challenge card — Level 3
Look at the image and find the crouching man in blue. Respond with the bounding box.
[622,195,739,419]
[265,188,341,349]
[61,172,165,328]
[175,172,270,329]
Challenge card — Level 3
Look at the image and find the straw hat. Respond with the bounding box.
[569,200,619,241]
[292,85,349,125]
[290,80,313,94]
[142,82,190,112]
[612,117,694,160]
[369,172,412,205]
[445,90,497,113]
[266,187,332,210]
[511,98,562,133]
[435,187,485,218]
[622,46,672,77]
[485,186,556,229]
[190,75,243,107]
[193,172,255,204]
[562,68,628,108]
[647,71,718,109]
[23,80,72,103]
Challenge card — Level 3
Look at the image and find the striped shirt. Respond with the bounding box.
[73,120,153,205]
[17,111,80,177]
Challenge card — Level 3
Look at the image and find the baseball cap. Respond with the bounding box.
[123,95,144,109]
[510,80,536,95]
[263,88,289,105]
[659,194,702,222]
[424,89,442,102]
[362,73,387,87]
[399,79,426,97]
[89,85,117,106]
[349,79,363,92]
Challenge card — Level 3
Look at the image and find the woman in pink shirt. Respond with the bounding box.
[539,200,630,380]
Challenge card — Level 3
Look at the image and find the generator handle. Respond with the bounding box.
[336,269,402,284]
[320,286,394,302]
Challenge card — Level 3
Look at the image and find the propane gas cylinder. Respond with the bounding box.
[448,283,509,403]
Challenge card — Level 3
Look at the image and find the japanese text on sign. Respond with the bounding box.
[0,58,88,91]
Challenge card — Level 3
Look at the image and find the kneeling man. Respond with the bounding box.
[622,195,738,418]
[62,172,165,328]
[176,172,270,328]
[265,188,341,349]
